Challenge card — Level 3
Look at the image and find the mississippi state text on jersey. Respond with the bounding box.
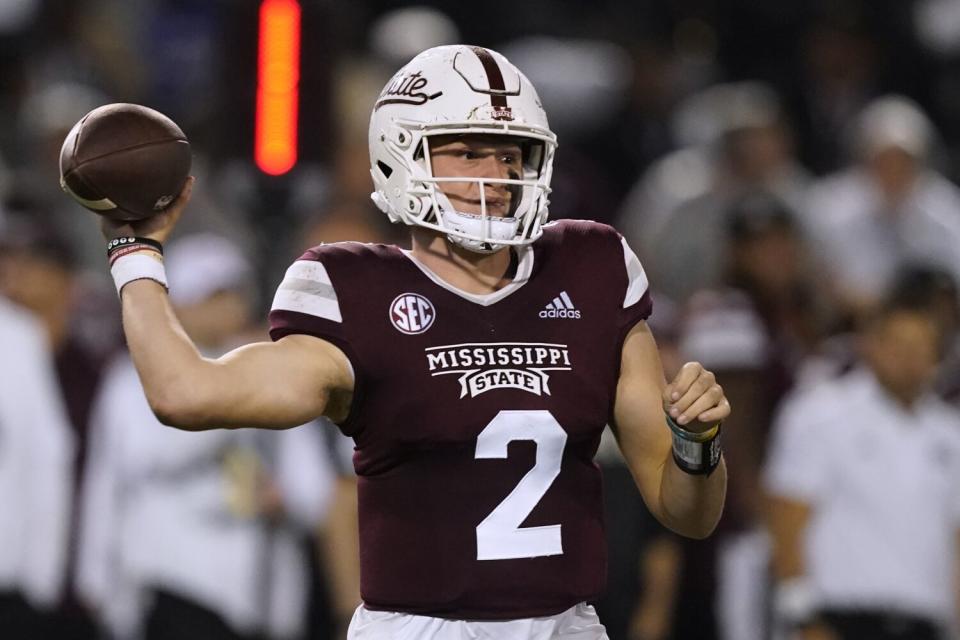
[269,219,652,619]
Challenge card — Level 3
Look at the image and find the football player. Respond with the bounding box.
[96,46,729,639]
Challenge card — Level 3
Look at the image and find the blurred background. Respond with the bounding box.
[3,0,960,639]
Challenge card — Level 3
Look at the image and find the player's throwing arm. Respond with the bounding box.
[59,105,353,432]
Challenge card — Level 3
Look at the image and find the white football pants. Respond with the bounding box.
[347,602,610,640]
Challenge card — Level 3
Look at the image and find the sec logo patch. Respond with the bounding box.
[390,293,436,335]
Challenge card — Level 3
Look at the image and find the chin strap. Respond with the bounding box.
[441,209,520,254]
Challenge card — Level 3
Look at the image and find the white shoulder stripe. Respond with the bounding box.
[283,260,334,285]
[621,236,649,308]
[271,260,343,322]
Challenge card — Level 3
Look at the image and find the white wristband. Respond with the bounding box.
[110,252,168,296]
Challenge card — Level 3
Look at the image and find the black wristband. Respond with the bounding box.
[106,236,163,259]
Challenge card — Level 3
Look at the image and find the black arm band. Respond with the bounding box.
[667,416,722,475]
[107,236,164,259]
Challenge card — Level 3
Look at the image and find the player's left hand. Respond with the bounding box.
[663,361,730,434]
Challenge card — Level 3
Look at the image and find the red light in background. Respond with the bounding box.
[255,0,301,176]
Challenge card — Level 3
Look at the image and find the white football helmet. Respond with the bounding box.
[369,45,557,253]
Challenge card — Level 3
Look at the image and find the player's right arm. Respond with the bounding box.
[121,280,353,430]
[102,178,354,431]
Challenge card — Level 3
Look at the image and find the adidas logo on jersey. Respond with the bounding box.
[539,291,581,319]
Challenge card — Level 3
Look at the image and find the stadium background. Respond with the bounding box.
[1,0,960,639]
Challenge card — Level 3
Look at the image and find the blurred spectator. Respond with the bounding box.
[594,296,682,640]
[670,291,772,640]
[11,81,110,270]
[501,37,632,143]
[764,271,960,639]
[501,36,635,223]
[915,0,960,182]
[0,295,75,638]
[803,95,960,321]
[591,39,684,194]
[0,149,9,199]
[594,437,682,640]
[315,433,362,638]
[667,194,828,640]
[77,235,337,640]
[786,3,881,175]
[723,192,830,362]
[297,198,399,256]
[0,208,118,362]
[620,81,810,303]
[0,210,116,639]
[916,0,960,57]
[368,6,459,70]
[0,212,119,458]
[915,266,960,406]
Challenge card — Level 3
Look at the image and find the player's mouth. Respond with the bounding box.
[470,197,509,216]
[445,192,511,216]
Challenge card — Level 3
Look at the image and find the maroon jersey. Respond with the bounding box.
[269,220,652,619]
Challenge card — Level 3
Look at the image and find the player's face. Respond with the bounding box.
[864,310,942,404]
[0,250,72,318]
[429,134,523,217]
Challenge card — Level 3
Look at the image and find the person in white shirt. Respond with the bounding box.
[617,81,811,304]
[76,235,337,640]
[803,95,960,319]
[764,268,960,640]
[0,295,75,638]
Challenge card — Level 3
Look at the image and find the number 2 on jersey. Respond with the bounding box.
[474,410,568,561]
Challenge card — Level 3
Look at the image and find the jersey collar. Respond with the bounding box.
[400,245,534,307]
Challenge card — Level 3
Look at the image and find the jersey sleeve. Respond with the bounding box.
[270,250,343,329]
[617,234,653,334]
[269,247,369,433]
[268,247,361,396]
[270,245,348,338]
[552,220,653,353]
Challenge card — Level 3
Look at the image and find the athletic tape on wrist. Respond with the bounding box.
[667,415,722,475]
[110,252,168,296]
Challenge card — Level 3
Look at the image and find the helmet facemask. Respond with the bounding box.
[372,122,554,253]
[412,132,551,253]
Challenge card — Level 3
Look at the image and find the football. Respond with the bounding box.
[59,103,191,221]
